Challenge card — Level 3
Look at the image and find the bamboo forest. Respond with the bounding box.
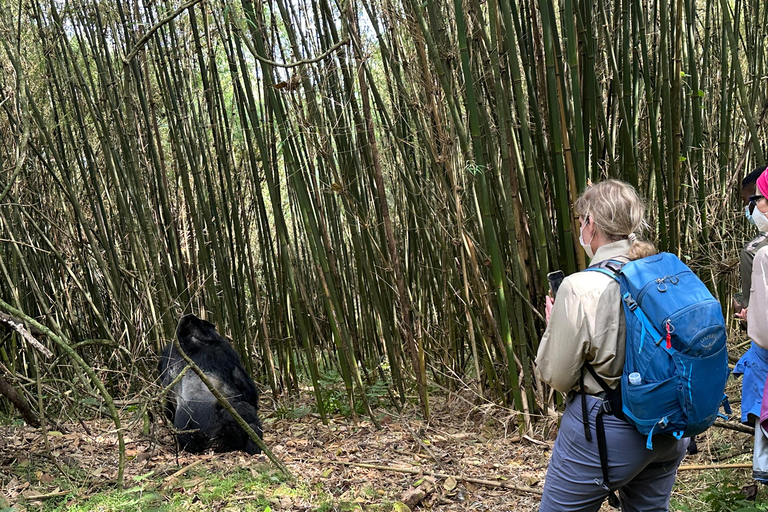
[0,0,767,509]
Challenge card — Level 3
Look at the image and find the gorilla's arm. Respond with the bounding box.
[158,344,182,420]
[229,365,259,407]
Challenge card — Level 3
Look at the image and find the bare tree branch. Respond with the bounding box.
[0,313,52,358]
[123,0,206,65]
[233,23,349,69]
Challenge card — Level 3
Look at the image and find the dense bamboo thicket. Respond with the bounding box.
[0,0,762,467]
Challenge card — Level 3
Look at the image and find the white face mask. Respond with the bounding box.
[579,218,595,259]
[746,205,757,226]
[754,207,768,232]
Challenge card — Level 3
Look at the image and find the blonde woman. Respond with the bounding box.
[536,180,688,512]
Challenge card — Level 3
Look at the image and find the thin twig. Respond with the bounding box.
[523,435,553,448]
[400,421,450,467]
[20,490,72,500]
[233,23,349,69]
[164,459,205,481]
[678,463,752,471]
[310,458,543,495]
[123,0,206,64]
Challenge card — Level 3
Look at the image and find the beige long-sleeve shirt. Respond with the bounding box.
[535,240,630,394]
[748,245,768,349]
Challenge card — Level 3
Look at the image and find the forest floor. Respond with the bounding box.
[0,382,763,512]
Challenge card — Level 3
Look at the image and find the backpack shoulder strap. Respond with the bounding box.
[583,258,627,280]
[585,257,664,348]
[579,257,628,396]
[584,363,614,395]
[579,257,629,508]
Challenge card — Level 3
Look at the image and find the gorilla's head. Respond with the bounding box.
[176,314,224,350]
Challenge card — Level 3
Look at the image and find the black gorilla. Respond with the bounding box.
[158,314,263,454]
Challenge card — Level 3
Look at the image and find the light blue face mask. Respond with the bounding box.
[746,204,757,226]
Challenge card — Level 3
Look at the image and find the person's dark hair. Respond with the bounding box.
[743,166,768,188]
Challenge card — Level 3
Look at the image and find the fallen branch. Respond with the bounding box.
[164,459,205,481]
[21,490,72,500]
[713,419,755,435]
[523,435,552,448]
[311,458,543,496]
[678,463,752,471]
[0,375,39,427]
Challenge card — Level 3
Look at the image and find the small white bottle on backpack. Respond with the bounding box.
[628,372,642,385]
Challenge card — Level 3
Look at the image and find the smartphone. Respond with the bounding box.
[733,292,743,314]
[547,270,565,297]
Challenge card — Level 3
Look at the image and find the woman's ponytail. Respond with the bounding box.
[628,238,657,260]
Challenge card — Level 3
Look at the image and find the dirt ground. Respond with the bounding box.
[0,389,757,511]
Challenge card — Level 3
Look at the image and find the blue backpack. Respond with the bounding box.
[581,252,730,498]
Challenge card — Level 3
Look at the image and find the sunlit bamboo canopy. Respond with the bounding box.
[0,0,762,458]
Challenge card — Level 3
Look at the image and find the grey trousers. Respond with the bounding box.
[752,414,768,483]
[539,394,688,512]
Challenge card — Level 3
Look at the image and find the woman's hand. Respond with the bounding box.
[735,307,748,321]
[545,294,554,324]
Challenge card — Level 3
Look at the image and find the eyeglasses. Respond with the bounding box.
[749,194,767,206]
